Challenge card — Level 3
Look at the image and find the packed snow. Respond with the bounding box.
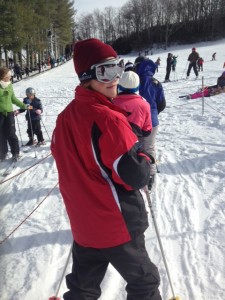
[0,39,225,300]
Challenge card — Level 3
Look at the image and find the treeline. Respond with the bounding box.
[76,0,225,54]
[0,0,75,68]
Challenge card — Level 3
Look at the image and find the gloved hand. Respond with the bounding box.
[26,104,33,109]
[14,110,20,116]
[35,109,42,115]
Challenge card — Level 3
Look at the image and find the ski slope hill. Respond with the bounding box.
[0,39,225,300]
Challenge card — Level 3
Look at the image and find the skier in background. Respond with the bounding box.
[25,66,30,77]
[134,56,166,189]
[0,67,27,161]
[14,87,45,146]
[124,61,134,72]
[164,53,173,82]
[186,47,200,79]
[212,52,216,60]
[172,55,178,72]
[197,57,204,72]
[155,57,161,72]
[14,64,22,81]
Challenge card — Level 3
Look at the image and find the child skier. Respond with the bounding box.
[114,70,152,140]
[172,55,178,71]
[155,57,161,72]
[197,57,204,71]
[124,61,134,72]
[14,87,45,146]
[113,71,155,189]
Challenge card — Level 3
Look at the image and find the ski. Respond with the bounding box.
[22,141,46,151]
[22,146,32,153]
[35,141,46,147]
[2,161,18,177]
[179,95,190,99]
[1,155,23,177]
[176,77,201,82]
[22,140,38,152]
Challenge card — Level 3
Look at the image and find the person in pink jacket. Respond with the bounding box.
[114,71,152,140]
[113,71,155,187]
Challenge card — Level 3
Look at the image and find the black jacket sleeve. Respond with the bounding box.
[117,145,150,190]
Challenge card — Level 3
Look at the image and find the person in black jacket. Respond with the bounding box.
[186,47,200,79]
[164,53,173,82]
[14,64,22,81]
[14,87,45,146]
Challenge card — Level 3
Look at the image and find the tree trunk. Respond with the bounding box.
[4,49,9,67]
[26,44,30,69]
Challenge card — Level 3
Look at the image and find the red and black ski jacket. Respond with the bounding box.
[51,86,150,248]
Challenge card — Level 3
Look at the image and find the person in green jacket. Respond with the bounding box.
[0,67,27,162]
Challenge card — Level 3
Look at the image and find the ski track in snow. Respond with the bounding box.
[0,39,225,300]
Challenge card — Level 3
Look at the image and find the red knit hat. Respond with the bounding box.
[192,47,196,51]
[73,38,117,76]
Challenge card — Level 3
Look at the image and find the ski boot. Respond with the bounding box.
[12,154,20,162]
[0,153,7,162]
[36,140,46,147]
[25,138,34,146]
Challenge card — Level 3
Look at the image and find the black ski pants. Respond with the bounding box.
[0,112,20,158]
[187,62,198,77]
[63,234,162,300]
[27,119,44,142]
[165,66,172,81]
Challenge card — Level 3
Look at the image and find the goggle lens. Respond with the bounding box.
[93,59,124,83]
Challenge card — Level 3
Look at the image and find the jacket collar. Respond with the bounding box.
[75,85,129,117]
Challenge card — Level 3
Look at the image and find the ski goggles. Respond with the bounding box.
[78,58,124,83]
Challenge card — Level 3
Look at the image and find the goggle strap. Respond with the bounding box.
[91,58,120,69]
[78,69,96,82]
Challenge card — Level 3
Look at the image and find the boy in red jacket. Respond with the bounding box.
[51,39,161,300]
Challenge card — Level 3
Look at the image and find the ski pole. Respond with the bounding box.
[41,119,51,141]
[145,188,180,300]
[49,243,73,300]
[156,163,160,173]
[201,76,204,116]
[180,61,188,80]
[175,70,178,81]
[15,114,24,147]
[27,107,37,158]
